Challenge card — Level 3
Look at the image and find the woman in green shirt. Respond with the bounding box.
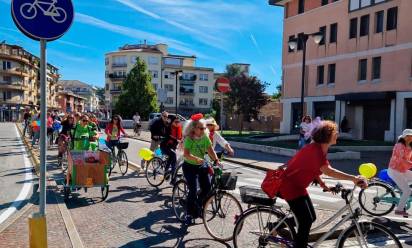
[182,114,219,224]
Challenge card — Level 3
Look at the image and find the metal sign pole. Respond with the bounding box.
[220,92,224,133]
[39,39,47,215]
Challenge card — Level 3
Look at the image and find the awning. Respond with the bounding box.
[335,91,396,101]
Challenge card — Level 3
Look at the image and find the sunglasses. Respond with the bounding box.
[82,119,89,122]
[197,127,206,130]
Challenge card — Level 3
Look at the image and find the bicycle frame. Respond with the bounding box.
[370,179,412,210]
[33,0,58,14]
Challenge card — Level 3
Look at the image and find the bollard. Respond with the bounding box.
[29,212,47,248]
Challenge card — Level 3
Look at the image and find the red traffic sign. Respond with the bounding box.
[215,77,231,93]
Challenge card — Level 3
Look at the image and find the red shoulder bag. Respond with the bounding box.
[261,167,286,199]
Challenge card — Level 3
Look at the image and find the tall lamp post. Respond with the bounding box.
[171,70,183,115]
[288,32,323,120]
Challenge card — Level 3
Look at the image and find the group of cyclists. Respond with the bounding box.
[21,108,412,247]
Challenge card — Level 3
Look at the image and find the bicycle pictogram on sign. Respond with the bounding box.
[20,0,67,23]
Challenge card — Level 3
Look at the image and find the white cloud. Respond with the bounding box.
[56,40,89,49]
[250,33,263,55]
[113,0,226,50]
[48,49,89,63]
[75,13,211,59]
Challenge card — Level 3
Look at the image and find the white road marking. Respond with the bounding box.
[0,125,33,225]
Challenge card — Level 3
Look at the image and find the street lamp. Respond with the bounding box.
[288,31,323,121]
[171,70,183,115]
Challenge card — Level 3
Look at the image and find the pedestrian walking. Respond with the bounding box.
[298,115,312,149]
[23,108,31,137]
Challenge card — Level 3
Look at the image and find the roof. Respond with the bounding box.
[166,54,196,59]
[58,90,87,100]
[58,80,96,90]
[268,0,288,6]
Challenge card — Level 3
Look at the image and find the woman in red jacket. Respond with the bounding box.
[105,115,126,151]
[160,115,182,180]
[278,121,367,248]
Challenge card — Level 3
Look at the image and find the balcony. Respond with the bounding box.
[0,52,32,66]
[111,63,128,68]
[0,83,28,91]
[108,73,126,81]
[110,88,122,94]
[179,75,197,82]
[180,89,194,96]
[0,68,30,77]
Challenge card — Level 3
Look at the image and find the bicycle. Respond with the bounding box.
[57,134,70,172]
[145,148,184,187]
[358,178,412,216]
[172,161,242,242]
[233,183,403,248]
[20,0,67,23]
[107,139,129,177]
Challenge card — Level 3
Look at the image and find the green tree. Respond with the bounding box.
[272,84,282,100]
[115,58,158,119]
[227,74,268,134]
[225,64,243,78]
[95,87,105,105]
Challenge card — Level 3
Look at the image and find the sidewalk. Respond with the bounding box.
[0,124,73,248]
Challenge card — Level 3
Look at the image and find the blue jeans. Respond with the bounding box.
[106,140,119,151]
[182,162,211,218]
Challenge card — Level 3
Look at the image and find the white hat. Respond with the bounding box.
[398,129,412,140]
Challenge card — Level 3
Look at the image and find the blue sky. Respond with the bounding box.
[0,0,284,93]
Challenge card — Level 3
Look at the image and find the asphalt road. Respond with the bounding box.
[0,123,34,226]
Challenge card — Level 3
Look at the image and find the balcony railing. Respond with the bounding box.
[111,63,127,68]
[110,89,122,94]
[108,74,126,81]
[179,75,197,82]
[180,89,194,96]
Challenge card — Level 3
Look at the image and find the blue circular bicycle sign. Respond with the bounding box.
[11,0,74,41]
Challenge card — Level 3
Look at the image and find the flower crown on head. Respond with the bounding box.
[190,113,203,121]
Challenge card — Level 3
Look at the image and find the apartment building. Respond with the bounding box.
[105,42,214,117]
[270,0,412,141]
[59,80,100,112]
[0,42,59,121]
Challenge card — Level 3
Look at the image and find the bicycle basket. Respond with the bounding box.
[117,142,129,150]
[239,186,277,206]
[217,172,237,190]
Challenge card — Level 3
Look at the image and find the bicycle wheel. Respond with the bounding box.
[172,179,188,222]
[338,221,402,248]
[171,162,184,183]
[145,157,166,187]
[108,150,116,177]
[233,207,296,248]
[118,150,129,176]
[203,191,243,241]
[359,181,396,216]
[101,185,109,201]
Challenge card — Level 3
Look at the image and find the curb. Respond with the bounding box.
[15,123,84,248]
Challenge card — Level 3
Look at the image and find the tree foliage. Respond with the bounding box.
[95,87,105,105]
[272,84,282,100]
[227,74,268,134]
[115,58,158,119]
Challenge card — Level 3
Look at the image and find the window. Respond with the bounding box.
[317,65,325,85]
[182,73,196,80]
[105,84,109,90]
[148,56,159,65]
[105,71,109,78]
[112,56,127,66]
[165,97,173,104]
[358,59,368,81]
[164,58,182,66]
[130,56,138,64]
[165,84,174,92]
[297,33,304,50]
[321,0,328,6]
[105,58,109,65]
[375,11,384,33]
[3,91,12,100]
[288,35,295,52]
[319,26,326,45]
[199,86,208,93]
[199,98,208,106]
[3,76,12,82]
[298,0,304,14]
[330,23,338,43]
[2,61,11,70]
[372,56,381,80]
[360,15,369,36]
[199,74,208,81]
[349,0,360,11]
[349,18,358,39]
[328,64,336,84]
[149,70,158,78]
[387,7,398,31]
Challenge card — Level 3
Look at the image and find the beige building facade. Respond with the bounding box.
[271,0,412,141]
[0,43,59,121]
[105,43,214,117]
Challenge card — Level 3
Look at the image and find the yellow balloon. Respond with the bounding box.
[359,163,377,179]
[139,148,154,161]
